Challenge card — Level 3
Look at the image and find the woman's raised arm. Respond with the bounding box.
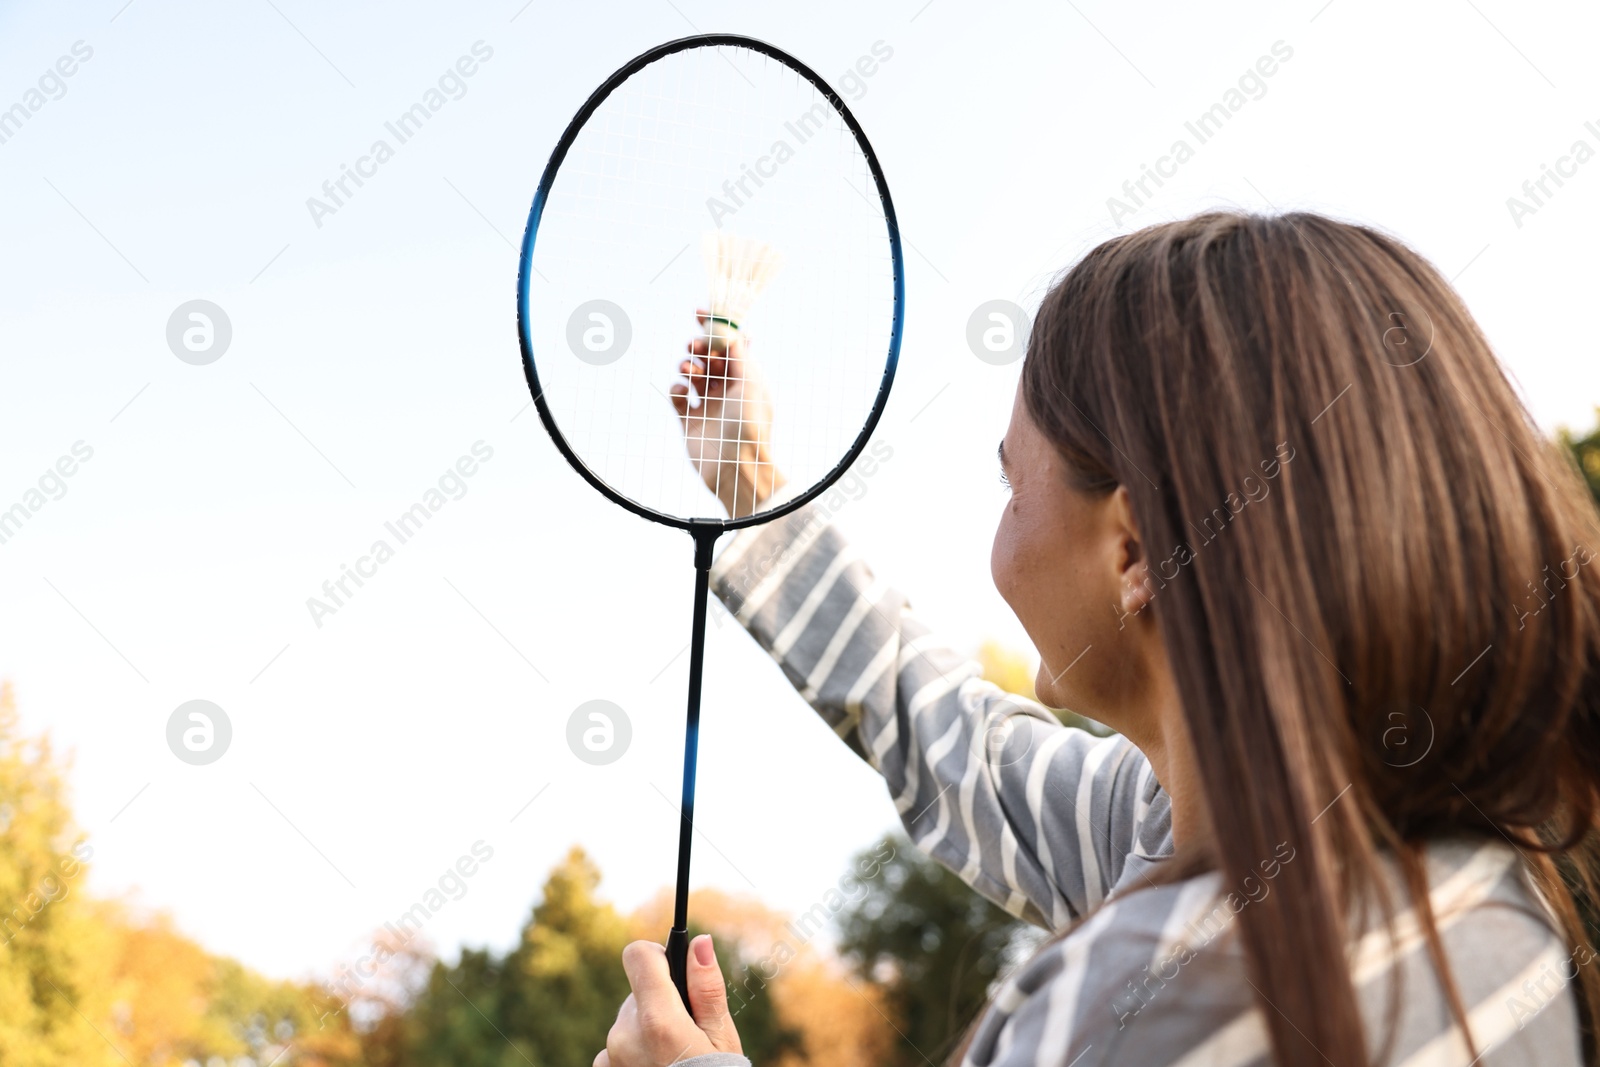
[670,319,1170,928]
[710,497,1169,929]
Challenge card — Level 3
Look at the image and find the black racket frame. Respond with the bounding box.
[517,32,904,1010]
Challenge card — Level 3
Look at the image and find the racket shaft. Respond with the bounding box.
[669,528,717,1008]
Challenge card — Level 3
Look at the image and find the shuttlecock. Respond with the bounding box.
[701,231,782,338]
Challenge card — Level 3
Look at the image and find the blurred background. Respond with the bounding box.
[1,0,1597,1063]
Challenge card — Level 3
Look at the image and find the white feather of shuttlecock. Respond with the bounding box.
[701,231,783,330]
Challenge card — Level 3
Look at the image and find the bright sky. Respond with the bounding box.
[1,0,1596,984]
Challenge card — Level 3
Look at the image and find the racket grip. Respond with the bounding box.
[666,926,692,1010]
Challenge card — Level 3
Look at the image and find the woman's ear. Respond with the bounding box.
[1110,485,1157,618]
[1122,560,1156,617]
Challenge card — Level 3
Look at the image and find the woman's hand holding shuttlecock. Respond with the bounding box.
[670,310,786,519]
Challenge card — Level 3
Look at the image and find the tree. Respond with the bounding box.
[0,682,121,1067]
[754,948,894,1067]
[403,850,808,1067]
[834,833,1035,1067]
[501,846,634,1066]
[0,682,364,1067]
[342,930,434,1067]
[193,949,364,1066]
[404,947,528,1067]
[405,847,626,1067]
[630,887,865,1067]
[1557,410,1600,507]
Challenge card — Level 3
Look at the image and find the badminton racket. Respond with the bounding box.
[517,33,903,1007]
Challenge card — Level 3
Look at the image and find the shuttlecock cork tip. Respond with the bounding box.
[701,231,782,332]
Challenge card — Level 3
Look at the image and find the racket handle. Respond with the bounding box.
[666,925,691,1010]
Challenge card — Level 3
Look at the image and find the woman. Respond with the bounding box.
[596,212,1600,1066]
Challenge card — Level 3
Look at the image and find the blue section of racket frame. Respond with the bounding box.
[516,32,905,1011]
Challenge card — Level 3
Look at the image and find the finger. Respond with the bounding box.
[693,351,736,398]
[705,349,733,380]
[711,337,746,384]
[593,1051,610,1067]
[687,934,739,1052]
[669,382,691,417]
[679,361,712,403]
[620,940,683,1020]
[691,336,732,369]
[605,995,638,1066]
[688,326,746,368]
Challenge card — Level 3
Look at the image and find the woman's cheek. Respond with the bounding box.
[991,501,1021,605]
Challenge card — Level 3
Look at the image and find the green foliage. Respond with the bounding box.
[834,833,1033,1067]
[502,847,632,1065]
[712,934,803,1064]
[0,685,362,1067]
[401,848,798,1067]
[405,949,529,1067]
[199,954,362,1066]
[403,848,626,1067]
[0,682,802,1067]
[1557,411,1600,507]
[0,684,117,1067]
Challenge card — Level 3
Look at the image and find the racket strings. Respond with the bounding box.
[530,43,894,521]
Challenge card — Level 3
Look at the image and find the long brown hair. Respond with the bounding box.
[1007,211,1600,1065]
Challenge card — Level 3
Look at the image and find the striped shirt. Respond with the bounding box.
[682,503,1582,1067]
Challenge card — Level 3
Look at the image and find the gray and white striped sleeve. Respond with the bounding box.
[710,503,1168,929]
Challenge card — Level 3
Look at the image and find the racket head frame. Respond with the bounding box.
[516,32,905,533]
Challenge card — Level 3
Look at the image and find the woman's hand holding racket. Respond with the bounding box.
[596,937,741,1067]
[669,311,788,518]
